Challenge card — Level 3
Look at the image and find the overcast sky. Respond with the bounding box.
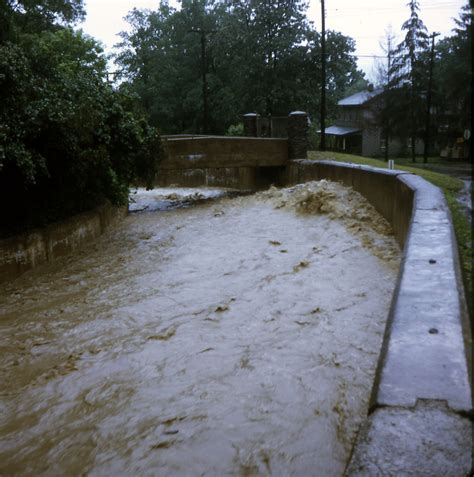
[80,0,467,81]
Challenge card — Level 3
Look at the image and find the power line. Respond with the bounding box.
[189,28,217,134]
[320,0,327,151]
[350,54,390,58]
[327,1,462,11]
[424,32,441,163]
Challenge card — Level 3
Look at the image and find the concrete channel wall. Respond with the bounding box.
[287,160,473,476]
[0,202,126,284]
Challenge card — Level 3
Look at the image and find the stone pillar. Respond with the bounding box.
[243,113,259,137]
[288,111,309,160]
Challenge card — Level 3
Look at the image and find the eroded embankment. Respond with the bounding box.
[0,181,400,476]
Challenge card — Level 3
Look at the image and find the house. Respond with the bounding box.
[437,109,471,160]
[322,86,422,157]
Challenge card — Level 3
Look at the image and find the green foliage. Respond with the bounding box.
[0,1,163,237]
[308,121,321,151]
[0,0,85,42]
[446,193,473,313]
[225,123,244,136]
[115,0,365,134]
[435,3,471,144]
[372,3,470,161]
[388,0,430,161]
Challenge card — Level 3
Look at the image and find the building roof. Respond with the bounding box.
[338,88,383,106]
[319,126,361,136]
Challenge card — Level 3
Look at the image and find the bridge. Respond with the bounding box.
[157,112,309,189]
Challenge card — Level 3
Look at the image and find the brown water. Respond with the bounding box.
[0,183,400,476]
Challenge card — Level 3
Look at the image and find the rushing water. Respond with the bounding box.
[0,184,400,476]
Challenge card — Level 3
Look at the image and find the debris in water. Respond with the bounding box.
[163,430,179,435]
[129,187,232,212]
[215,304,229,313]
[161,416,187,426]
[293,260,310,272]
[199,347,214,353]
[147,326,176,341]
[259,449,271,474]
[150,440,176,450]
[239,355,254,370]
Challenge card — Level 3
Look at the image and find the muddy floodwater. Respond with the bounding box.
[0,181,401,476]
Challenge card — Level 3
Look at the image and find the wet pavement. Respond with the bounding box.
[419,164,472,223]
[0,184,400,476]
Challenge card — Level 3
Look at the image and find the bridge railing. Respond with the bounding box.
[159,111,310,173]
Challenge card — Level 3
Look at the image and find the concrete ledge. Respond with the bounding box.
[346,401,472,476]
[288,159,472,474]
[0,202,126,284]
[375,205,472,413]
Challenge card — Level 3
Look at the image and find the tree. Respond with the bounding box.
[116,0,365,134]
[0,0,162,237]
[373,26,397,88]
[389,0,429,161]
[435,3,471,158]
[116,1,221,133]
[0,0,85,42]
[214,0,312,117]
[372,26,397,160]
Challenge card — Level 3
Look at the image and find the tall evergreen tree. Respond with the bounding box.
[389,0,429,161]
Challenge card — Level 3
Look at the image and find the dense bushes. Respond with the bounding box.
[0,3,162,238]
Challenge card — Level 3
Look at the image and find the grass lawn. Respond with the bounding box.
[308,150,472,313]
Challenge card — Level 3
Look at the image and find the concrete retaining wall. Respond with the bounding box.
[288,159,473,475]
[0,202,126,284]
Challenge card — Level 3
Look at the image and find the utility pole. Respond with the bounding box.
[384,50,391,162]
[189,28,216,134]
[320,0,326,151]
[423,32,440,164]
